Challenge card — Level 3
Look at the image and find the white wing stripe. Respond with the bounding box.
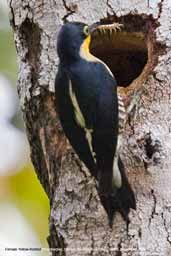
[69,80,96,163]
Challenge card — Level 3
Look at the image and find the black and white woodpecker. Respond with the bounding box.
[55,21,136,227]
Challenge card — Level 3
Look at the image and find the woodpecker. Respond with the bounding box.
[55,21,136,227]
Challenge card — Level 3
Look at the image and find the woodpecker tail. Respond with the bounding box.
[98,157,136,228]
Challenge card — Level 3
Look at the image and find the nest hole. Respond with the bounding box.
[90,15,156,88]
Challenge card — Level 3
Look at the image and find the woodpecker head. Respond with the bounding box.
[57,21,123,65]
[57,22,99,64]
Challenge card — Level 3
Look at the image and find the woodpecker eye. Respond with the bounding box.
[83,26,89,36]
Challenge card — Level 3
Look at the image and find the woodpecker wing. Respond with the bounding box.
[55,65,98,178]
[67,61,119,194]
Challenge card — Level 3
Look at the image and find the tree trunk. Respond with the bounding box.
[9,0,171,255]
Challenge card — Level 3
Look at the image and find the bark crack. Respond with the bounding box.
[157,0,164,20]
[148,189,157,227]
[106,0,114,14]
[48,221,66,256]
[90,235,95,256]
[161,212,171,248]
[61,0,77,22]
[138,227,142,239]
[116,239,122,256]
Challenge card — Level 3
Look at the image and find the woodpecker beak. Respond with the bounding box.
[89,22,101,34]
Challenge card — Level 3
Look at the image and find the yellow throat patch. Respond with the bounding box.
[79,35,113,77]
[79,35,92,61]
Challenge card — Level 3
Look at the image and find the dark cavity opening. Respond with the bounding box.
[90,15,150,87]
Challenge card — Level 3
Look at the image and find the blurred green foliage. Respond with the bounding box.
[9,165,50,245]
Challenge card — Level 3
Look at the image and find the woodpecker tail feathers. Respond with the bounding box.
[98,157,136,228]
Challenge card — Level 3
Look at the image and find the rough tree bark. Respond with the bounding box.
[9,0,171,255]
